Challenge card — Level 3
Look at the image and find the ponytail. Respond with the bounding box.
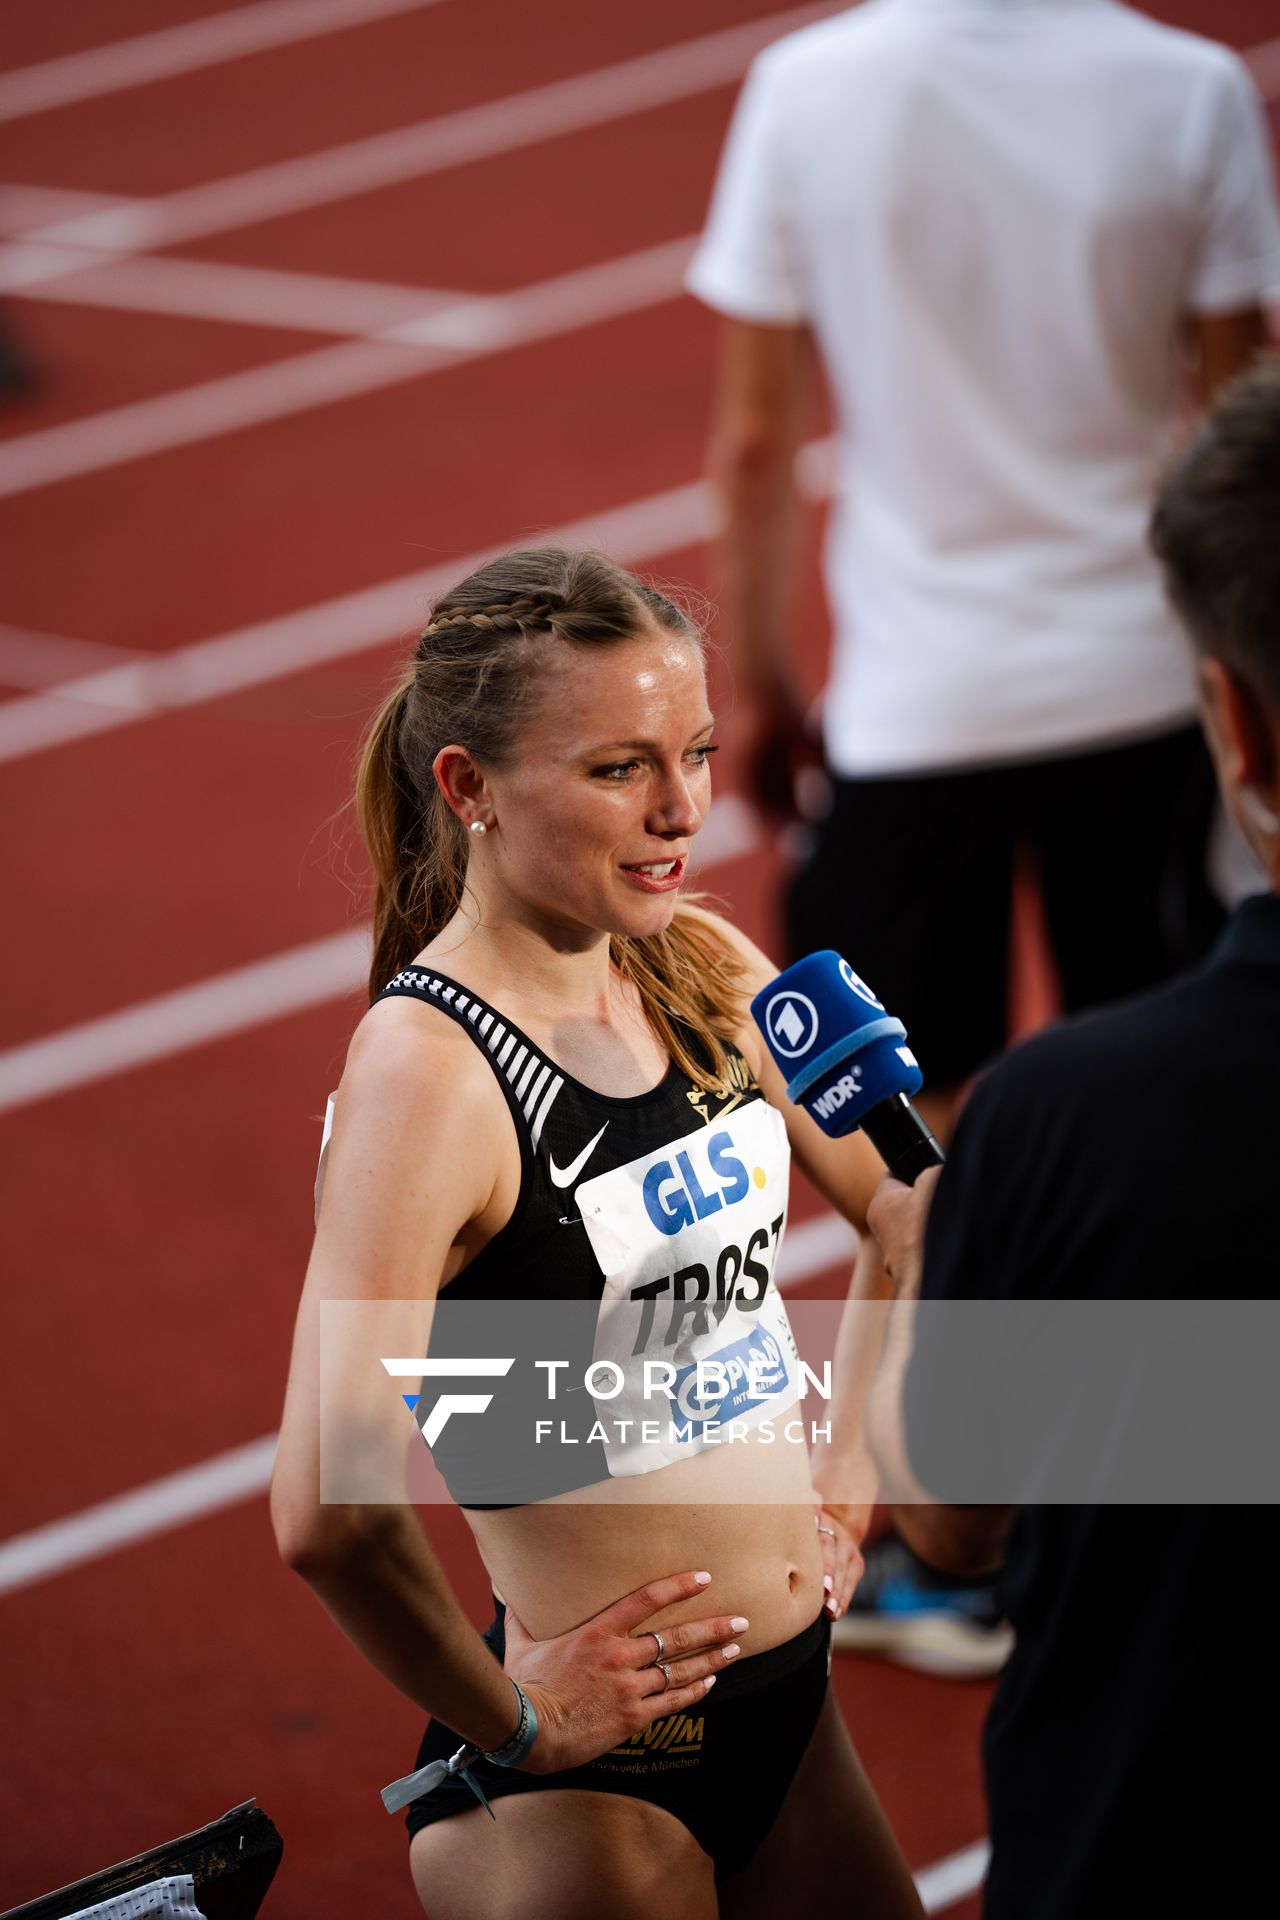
[355,671,467,1001]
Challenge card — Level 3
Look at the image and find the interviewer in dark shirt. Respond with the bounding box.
[865,358,1280,1920]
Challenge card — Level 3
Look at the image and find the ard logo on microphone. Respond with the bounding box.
[764,990,820,1058]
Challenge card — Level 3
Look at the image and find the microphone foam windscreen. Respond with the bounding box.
[750,950,923,1138]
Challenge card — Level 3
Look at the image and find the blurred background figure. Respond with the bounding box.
[689,0,1280,1674]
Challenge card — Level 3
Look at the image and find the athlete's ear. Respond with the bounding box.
[433,743,493,828]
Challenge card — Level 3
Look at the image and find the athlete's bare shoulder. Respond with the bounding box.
[317,992,516,1242]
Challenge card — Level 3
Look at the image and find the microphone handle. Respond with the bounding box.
[859,1093,945,1186]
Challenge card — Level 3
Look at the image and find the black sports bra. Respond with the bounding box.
[370,964,797,1504]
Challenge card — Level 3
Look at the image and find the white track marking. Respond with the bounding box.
[0,332,450,499]
[383,237,696,349]
[5,251,468,334]
[0,234,697,499]
[690,792,759,873]
[0,794,758,1115]
[0,436,838,762]
[0,240,121,293]
[23,6,837,256]
[776,1211,858,1291]
[0,1427,986,1910]
[0,625,145,689]
[0,1437,280,1595]
[0,465,723,762]
[0,1191,853,1598]
[0,0,449,125]
[10,11,1269,262]
[0,930,369,1115]
[0,187,149,239]
[918,1841,991,1913]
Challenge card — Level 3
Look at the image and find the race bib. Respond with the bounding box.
[575,1098,798,1475]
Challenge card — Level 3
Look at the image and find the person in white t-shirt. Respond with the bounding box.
[690,0,1280,1139]
[689,0,1280,1673]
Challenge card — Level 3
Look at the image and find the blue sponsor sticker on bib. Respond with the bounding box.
[671,1322,790,1432]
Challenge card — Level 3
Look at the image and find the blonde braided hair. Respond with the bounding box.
[421,599,559,636]
[355,548,748,1091]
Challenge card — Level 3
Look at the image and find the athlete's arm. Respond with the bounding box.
[271,1000,741,1766]
[271,1001,528,1744]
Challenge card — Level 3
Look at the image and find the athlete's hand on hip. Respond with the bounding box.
[816,1502,865,1621]
[501,1571,747,1774]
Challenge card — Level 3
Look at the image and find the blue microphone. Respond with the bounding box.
[751,951,944,1185]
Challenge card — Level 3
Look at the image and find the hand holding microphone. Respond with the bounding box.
[750,951,944,1185]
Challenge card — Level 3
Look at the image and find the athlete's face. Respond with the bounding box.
[483,629,714,942]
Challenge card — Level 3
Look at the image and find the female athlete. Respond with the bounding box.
[270,548,923,1920]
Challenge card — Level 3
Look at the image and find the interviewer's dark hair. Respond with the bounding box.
[1150,356,1280,706]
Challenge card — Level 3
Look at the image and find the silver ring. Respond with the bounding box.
[817,1526,836,1538]
[649,1630,666,1662]
[655,1661,671,1691]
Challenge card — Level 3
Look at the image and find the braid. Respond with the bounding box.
[421,597,561,639]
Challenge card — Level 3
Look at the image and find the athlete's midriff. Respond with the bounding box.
[465,1404,826,1655]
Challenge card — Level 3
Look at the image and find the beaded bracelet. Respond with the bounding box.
[380,1681,540,1818]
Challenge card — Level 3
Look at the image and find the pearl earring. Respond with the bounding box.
[469,819,488,837]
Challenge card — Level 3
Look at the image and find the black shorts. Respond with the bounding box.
[405,1604,831,1878]
[787,723,1222,1088]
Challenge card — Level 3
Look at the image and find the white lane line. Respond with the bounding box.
[0,240,126,293]
[0,234,697,500]
[0,462,724,763]
[776,1210,858,1291]
[0,331,451,500]
[0,436,838,762]
[918,1841,991,1914]
[0,793,759,1115]
[0,929,367,1115]
[0,1422,987,1912]
[24,5,837,256]
[0,625,145,689]
[385,237,696,349]
[9,10,1270,263]
[0,0,449,125]
[0,186,149,239]
[0,1437,279,1596]
[3,251,469,334]
[0,1182,846,1599]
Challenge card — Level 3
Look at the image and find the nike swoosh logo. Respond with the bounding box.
[548,1121,609,1189]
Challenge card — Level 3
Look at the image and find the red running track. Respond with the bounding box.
[0,1,1275,1913]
